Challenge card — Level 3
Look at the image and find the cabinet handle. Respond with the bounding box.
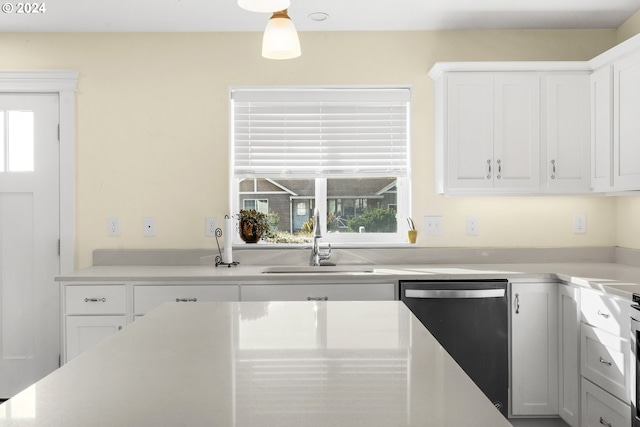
[496,159,502,179]
[486,159,492,179]
[175,298,198,303]
[550,159,556,179]
[84,297,106,303]
[514,293,520,314]
[597,310,610,319]
[118,326,123,331]
[599,357,612,366]
[307,296,329,301]
[599,416,612,427]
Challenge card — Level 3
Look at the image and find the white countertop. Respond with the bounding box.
[56,262,640,299]
[0,301,511,427]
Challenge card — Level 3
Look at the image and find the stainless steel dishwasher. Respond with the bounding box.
[400,279,508,417]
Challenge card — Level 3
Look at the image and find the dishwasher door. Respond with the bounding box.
[400,279,508,417]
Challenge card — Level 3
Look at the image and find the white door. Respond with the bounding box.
[0,93,60,398]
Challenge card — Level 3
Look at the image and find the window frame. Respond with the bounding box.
[230,86,412,245]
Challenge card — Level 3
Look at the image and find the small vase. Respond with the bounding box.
[239,221,263,243]
[407,230,417,244]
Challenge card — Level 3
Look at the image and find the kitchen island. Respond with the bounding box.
[0,301,511,426]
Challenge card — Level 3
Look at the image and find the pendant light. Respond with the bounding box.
[262,9,301,60]
[238,0,290,13]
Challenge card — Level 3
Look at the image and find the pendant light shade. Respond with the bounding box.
[238,0,290,13]
[262,9,301,60]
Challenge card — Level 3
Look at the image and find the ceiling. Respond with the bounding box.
[1,0,640,32]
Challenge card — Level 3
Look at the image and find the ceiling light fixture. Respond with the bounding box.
[262,9,301,60]
[237,0,290,13]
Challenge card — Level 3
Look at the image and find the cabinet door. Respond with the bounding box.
[65,316,126,362]
[446,73,494,190]
[494,73,540,190]
[559,284,581,427]
[545,74,591,193]
[613,51,640,190]
[511,282,559,415]
[591,66,613,191]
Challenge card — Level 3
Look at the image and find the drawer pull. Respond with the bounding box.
[175,298,198,303]
[514,293,520,314]
[307,296,329,301]
[599,416,612,427]
[84,298,106,303]
[597,310,610,319]
[599,357,612,366]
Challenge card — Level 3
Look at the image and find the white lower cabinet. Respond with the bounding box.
[559,284,581,426]
[581,378,631,427]
[63,284,127,362]
[65,316,126,362]
[579,288,633,427]
[511,282,559,416]
[133,285,239,315]
[240,283,396,301]
[581,324,630,402]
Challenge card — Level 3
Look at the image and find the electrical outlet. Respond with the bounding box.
[424,216,443,236]
[205,217,218,237]
[466,216,479,235]
[108,217,120,236]
[143,217,156,237]
[574,214,586,234]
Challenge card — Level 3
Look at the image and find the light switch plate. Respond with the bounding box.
[424,216,443,236]
[143,217,156,237]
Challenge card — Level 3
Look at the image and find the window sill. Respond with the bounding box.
[232,242,417,249]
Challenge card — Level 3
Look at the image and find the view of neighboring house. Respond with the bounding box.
[239,178,398,234]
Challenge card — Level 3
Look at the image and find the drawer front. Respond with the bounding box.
[581,323,630,403]
[581,378,631,427]
[240,283,395,302]
[65,285,126,315]
[581,289,630,335]
[134,285,239,315]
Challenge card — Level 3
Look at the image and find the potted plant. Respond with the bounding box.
[237,209,269,243]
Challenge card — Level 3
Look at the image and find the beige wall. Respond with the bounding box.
[0,30,625,268]
[617,9,640,43]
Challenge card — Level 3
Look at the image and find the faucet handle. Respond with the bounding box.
[319,243,332,260]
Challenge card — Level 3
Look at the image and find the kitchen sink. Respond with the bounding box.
[261,265,375,274]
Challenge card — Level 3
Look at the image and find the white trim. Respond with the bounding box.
[428,62,591,80]
[0,70,78,273]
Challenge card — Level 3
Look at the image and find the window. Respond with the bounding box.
[230,87,411,244]
[0,110,35,172]
[242,199,268,213]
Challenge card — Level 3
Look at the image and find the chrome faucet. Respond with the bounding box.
[310,208,331,266]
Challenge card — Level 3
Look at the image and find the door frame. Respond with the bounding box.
[0,71,78,274]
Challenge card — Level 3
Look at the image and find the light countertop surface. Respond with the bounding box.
[56,262,640,299]
[0,301,511,427]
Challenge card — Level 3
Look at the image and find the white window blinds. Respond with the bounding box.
[231,88,410,178]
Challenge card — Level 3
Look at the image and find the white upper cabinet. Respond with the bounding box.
[544,74,591,193]
[445,72,494,190]
[431,63,592,195]
[441,71,540,194]
[613,50,640,191]
[495,73,541,190]
[590,66,613,191]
